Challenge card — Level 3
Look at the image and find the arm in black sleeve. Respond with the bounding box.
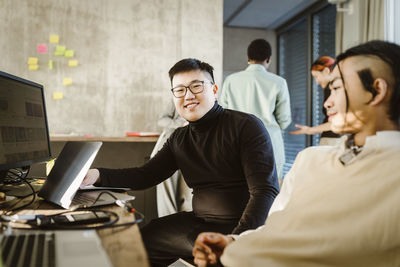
[97,138,178,190]
[232,116,280,234]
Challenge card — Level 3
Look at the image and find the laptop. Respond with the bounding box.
[38,141,134,209]
[1,230,112,267]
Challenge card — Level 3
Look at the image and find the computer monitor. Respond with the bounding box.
[0,70,52,182]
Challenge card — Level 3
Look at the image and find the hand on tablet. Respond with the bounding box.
[81,169,100,188]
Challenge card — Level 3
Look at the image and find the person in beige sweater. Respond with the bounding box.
[193,40,400,267]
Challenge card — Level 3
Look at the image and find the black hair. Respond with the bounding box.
[336,40,400,123]
[357,69,377,102]
[247,39,272,62]
[168,58,214,85]
[337,64,350,114]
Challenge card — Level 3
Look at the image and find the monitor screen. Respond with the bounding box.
[0,71,51,173]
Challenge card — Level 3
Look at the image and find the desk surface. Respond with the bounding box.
[50,136,158,143]
[2,199,150,267]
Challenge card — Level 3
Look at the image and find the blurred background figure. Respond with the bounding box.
[290,56,340,146]
[220,39,291,179]
[151,100,192,217]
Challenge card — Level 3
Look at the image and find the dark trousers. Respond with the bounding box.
[140,211,236,267]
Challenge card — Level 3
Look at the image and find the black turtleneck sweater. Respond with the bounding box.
[98,102,279,234]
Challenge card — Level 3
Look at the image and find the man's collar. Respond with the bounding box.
[246,64,267,72]
[189,101,223,132]
[339,134,364,165]
[337,131,400,165]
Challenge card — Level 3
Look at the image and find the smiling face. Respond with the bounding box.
[171,69,218,122]
[324,59,374,134]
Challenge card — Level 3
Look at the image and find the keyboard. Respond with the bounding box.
[1,232,56,267]
[71,192,98,206]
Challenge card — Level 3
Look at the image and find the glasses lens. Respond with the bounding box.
[189,82,204,93]
[172,87,186,98]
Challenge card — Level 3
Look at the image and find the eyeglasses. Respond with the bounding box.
[170,80,213,98]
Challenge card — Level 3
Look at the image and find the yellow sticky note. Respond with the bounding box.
[53,92,63,100]
[27,57,38,65]
[54,45,66,56]
[54,50,64,56]
[46,158,56,175]
[50,34,59,44]
[63,78,72,86]
[68,60,78,67]
[64,50,74,58]
[28,64,39,71]
[48,60,53,70]
[56,45,66,52]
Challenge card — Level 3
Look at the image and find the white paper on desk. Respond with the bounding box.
[79,185,131,191]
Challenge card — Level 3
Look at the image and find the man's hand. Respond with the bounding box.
[80,169,100,188]
[193,232,234,267]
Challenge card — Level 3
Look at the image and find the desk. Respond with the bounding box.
[50,136,159,143]
[3,198,150,267]
[29,136,159,227]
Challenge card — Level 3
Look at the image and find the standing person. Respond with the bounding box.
[290,56,340,145]
[220,39,291,179]
[193,40,400,267]
[151,100,192,217]
[82,58,279,267]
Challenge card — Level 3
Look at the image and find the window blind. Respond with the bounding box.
[279,19,308,176]
[311,5,337,146]
[278,5,336,177]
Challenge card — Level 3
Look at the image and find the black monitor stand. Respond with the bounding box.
[0,169,42,197]
[0,170,7,184]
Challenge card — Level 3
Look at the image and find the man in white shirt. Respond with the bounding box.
[193,40,400,267]
[219,39,291,178]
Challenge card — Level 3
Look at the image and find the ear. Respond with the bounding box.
[369,78,388,106]
[213,84,219,95]
[266,57,271,64]
[322,67,331,75]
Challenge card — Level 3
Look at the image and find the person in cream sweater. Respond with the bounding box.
[193,40,400,267]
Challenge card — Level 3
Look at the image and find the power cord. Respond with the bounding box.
[78,190,120,209]
[1,191,144,230]
[27,209,120,230]
[4,167,31,184]
[1,167,37,215]
[69,190,145,227]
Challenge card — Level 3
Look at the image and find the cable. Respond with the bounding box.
[1,167,36,215]
[77,191,145,227]
[88,191,119,208]
[3,191,144,230]
[1,186,145,230]
[4,167,30,185]
[6,208,144,230]
[109,209,144,227]
[27,209,120,230]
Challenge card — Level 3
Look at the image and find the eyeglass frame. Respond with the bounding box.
[170,80,214,98]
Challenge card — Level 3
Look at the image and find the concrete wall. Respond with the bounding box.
[0,0,223,136]
[223,27,277,82]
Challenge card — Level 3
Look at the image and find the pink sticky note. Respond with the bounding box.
[37,44,47,54]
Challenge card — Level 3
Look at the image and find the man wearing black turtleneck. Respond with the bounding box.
[81,58,279,267]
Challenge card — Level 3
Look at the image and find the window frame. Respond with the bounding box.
[276,1,336,176]
[385,0,400,45]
